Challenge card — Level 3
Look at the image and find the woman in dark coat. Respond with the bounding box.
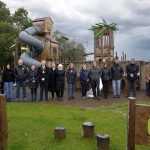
[80,64,89,99]
[66,63,77,100]
[2,64,14,101]
[28,65,39,101]
[101,62,111,99]
[48,62,58,99]
[56,64,65,100]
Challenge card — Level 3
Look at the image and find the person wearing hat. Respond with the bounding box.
[101,62,111,99]
[126,58,139,98]
[111,58,124,98]
[56,64,65,100]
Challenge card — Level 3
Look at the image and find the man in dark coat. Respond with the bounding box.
[111,58,124,98]
[126,58,139,98]
[38,60,50,101]
[14,59,28,100]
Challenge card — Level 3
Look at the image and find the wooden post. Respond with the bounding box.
[127,98,136,150]
[82,122,95,138]
[0,94,8,150]
[96,134,110,150]
[54,127,66,140]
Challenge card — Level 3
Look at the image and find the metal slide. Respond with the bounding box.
[19,26,43,67]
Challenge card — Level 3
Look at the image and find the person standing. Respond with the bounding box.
[28,65,39,101]
[49,62,57,99]
[56,64,65,100]
[14,59,28,101]
[126,58,139,98]
[101,62,111,99]
[38,60,50,101]
[2,64,15,101]
[80,64,89,99]
[111,58,124,98]
[145,65,150,97]
[66,63,77,100]
[89,61,101,100]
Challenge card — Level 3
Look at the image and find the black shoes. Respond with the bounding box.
[113,95,120,98]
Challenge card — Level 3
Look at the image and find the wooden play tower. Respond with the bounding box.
[90,20,117,65]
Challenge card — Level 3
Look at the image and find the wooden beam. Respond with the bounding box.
[127,99,136,150]
[0,94,8,150]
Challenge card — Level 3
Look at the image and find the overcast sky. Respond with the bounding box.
[2,0,150,61]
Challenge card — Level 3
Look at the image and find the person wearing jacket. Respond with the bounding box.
[48,62,58,99]
[80,64,89,99]
[38,60,50,101]
[101,62,111,99]
[111,58,124,98]
[145,65,150,97]
[28,65,39,101]
[56,64,65,100]
[66,63,77,100]
[126,58,139,98]
[89,61,101,100]
[2,64,15,101]
[13,59,28,100]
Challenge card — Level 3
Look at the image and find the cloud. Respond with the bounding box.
[2,0,150,61]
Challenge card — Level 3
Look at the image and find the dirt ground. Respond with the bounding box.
[12,88,150,108]
[44,90,150,108]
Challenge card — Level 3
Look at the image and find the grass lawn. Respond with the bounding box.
[6,101,150,150]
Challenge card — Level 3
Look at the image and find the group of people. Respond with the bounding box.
[0,59,77,101]
[80,58,140,99]
[1,57,149,102]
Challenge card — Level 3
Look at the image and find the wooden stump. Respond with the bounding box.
[0,94,8,150]
[54,127,66,140]
[82,122,95,138]
[96,134,110,150]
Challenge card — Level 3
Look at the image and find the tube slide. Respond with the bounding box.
[19,26,43,67]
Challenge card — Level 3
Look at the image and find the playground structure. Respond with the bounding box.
[89,20,117,65]
[19,17,59,67]
[17,17,150,90]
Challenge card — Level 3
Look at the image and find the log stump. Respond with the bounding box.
[0,94,8,150]
[96,134,110,150]
[82,122,95,138]
[54,127,66,140]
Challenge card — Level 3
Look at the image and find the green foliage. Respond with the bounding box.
[54,30,86,62]
[6,102,150,150]
[0,1,32,65]
[0,22,18,65]
[0,1,12,23]
[12,8,32,30]
[89,20,118,39]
